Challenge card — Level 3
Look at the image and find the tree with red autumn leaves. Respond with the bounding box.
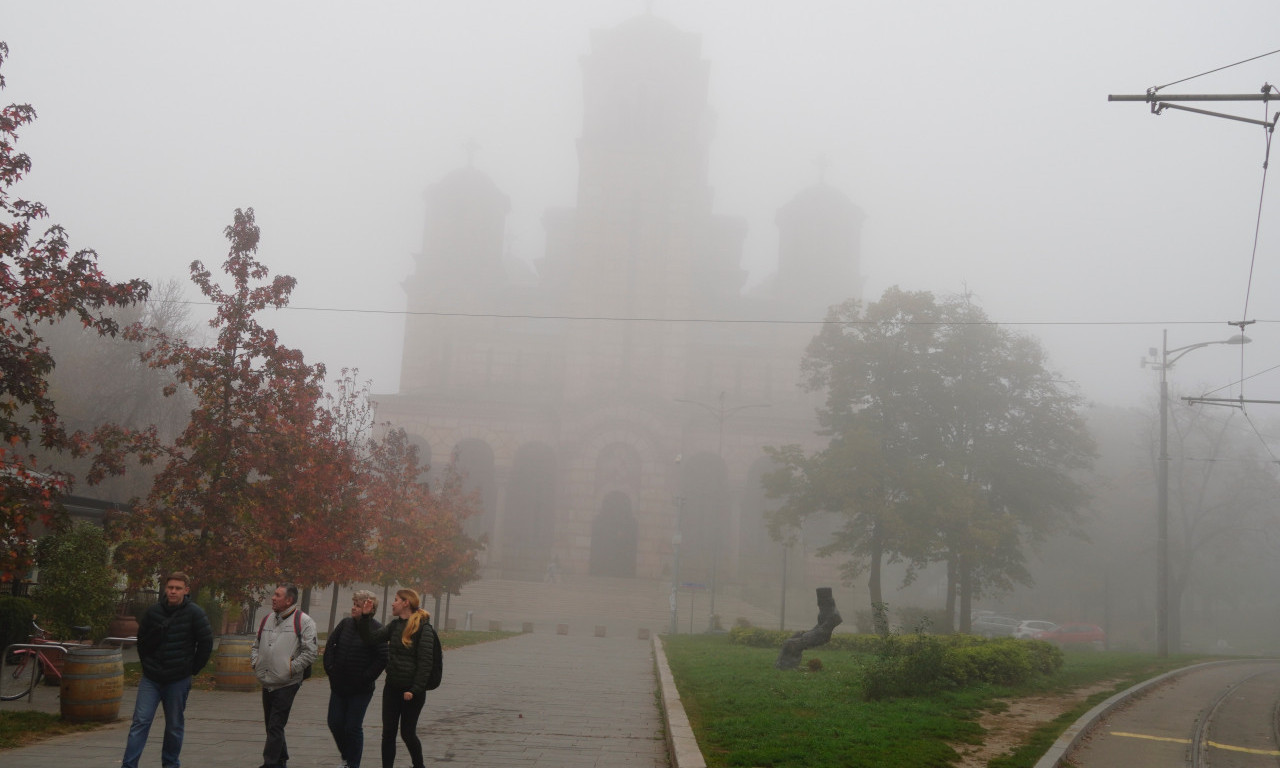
[365,428,484,610]
[0,41,151,580]
[110,208,370,602]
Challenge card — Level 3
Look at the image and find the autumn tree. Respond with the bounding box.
[0,41,150,579]
[365,428,484,619]
[109,208,366,602]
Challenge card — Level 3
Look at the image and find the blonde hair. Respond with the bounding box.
[397,588,431,647]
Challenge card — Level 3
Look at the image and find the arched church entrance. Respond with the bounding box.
[589,491,637,578]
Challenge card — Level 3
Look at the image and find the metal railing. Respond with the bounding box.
[1,641,72,703]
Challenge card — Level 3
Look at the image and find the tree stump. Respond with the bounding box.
[774,587,843,670]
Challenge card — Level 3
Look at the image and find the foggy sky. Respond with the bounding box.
[6,1,1280,415]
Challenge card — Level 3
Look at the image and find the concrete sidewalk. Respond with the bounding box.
[2,631,669,768]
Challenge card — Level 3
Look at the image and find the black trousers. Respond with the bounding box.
[380,684,426,768]
[261,683,301,768]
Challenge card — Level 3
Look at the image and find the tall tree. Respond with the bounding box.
[1160,402,1280,651]
[928,293,1094,629]
[0,41,150,579]
[110,208,358,602]
[765,290,948,628]
[765,287,1094,631]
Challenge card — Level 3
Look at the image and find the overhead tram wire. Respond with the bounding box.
[1151,48,1280,93]
[137,298,1280,329]
[1122,49,1280,411]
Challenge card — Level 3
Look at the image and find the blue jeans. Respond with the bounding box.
[327,689,374,768]
[122,675,192,768]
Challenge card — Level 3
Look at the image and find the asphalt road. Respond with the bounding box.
[1066,660,1280,768]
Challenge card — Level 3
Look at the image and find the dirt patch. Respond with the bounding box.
[949,682,1115,767]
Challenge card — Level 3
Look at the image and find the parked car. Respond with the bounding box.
[1033,622,1105,650]
[1014,619,1058,639]
[971,615,1020,638]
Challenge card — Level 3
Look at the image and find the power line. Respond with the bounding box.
[141,298,1280,329]
[1154,48,1280,92]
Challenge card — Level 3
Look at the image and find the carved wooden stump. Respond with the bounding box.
[775,587,843,670]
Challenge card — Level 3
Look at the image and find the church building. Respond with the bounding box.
[374,13,864,612]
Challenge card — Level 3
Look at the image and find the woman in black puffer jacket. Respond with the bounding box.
[356,588,436,768]
[324,589,388,768]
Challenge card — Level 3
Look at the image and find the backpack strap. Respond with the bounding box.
[293,609,301,637]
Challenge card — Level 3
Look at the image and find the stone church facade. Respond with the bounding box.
[375,14,863,603]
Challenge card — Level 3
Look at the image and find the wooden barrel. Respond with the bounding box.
[214,636,258,691]
[60,647,123,723]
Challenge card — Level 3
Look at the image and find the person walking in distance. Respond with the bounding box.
[356,589,437,768]
[325,590,388,768]
[251,583,318,768]
[121,571,214,768]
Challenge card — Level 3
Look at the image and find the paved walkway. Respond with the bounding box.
[2,632,669,768]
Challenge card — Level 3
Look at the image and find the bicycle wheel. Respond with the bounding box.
[0,650,42,700]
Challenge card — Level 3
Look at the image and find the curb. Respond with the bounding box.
[1032,659,1268,768]
[653,635,707,768]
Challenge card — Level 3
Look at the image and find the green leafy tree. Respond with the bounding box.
[0,41,151,580]
[33,522,118,639]
[766,287,1094,631]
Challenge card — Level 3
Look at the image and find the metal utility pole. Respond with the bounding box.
[1141,328,1250,657]
[1108,89,1278,130]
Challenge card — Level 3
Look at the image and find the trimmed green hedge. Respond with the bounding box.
[728,625,1065,697]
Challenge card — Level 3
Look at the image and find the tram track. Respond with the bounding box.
[1038,659,1280,767]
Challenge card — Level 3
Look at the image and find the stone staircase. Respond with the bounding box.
[430,576,782,637]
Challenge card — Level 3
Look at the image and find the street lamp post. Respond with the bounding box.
[675,392,770,632]
[1143,328,1249,657]
[670,455,684,636]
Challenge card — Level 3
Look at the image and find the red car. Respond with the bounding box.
[1032,622,1105,650]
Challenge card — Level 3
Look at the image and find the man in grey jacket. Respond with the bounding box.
[251,582,318,768]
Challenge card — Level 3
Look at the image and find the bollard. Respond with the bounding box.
[465,611,473,631]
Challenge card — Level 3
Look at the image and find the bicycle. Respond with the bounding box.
[1,619,92,701]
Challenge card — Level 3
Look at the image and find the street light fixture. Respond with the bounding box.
[1142,328,1249,657]
[675,391,771,631]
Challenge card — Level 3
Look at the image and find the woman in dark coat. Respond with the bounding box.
[325,589,388,768]
[356,588,436,768]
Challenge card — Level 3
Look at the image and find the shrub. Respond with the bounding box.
[32,522,118,640]
[728,626,793,647]
[195,592,226,634]
[861,630,948,700]
[1023,639,1065,675]
[941,638,1063,687]
[0,595,36,655]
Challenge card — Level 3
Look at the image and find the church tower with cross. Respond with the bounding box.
[379,11,863,614]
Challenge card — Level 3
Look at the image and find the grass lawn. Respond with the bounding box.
[2,629,516,749]
[662,634,1206,768]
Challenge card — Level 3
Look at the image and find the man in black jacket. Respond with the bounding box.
[121,571,214,768]
[324,589,388,768]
